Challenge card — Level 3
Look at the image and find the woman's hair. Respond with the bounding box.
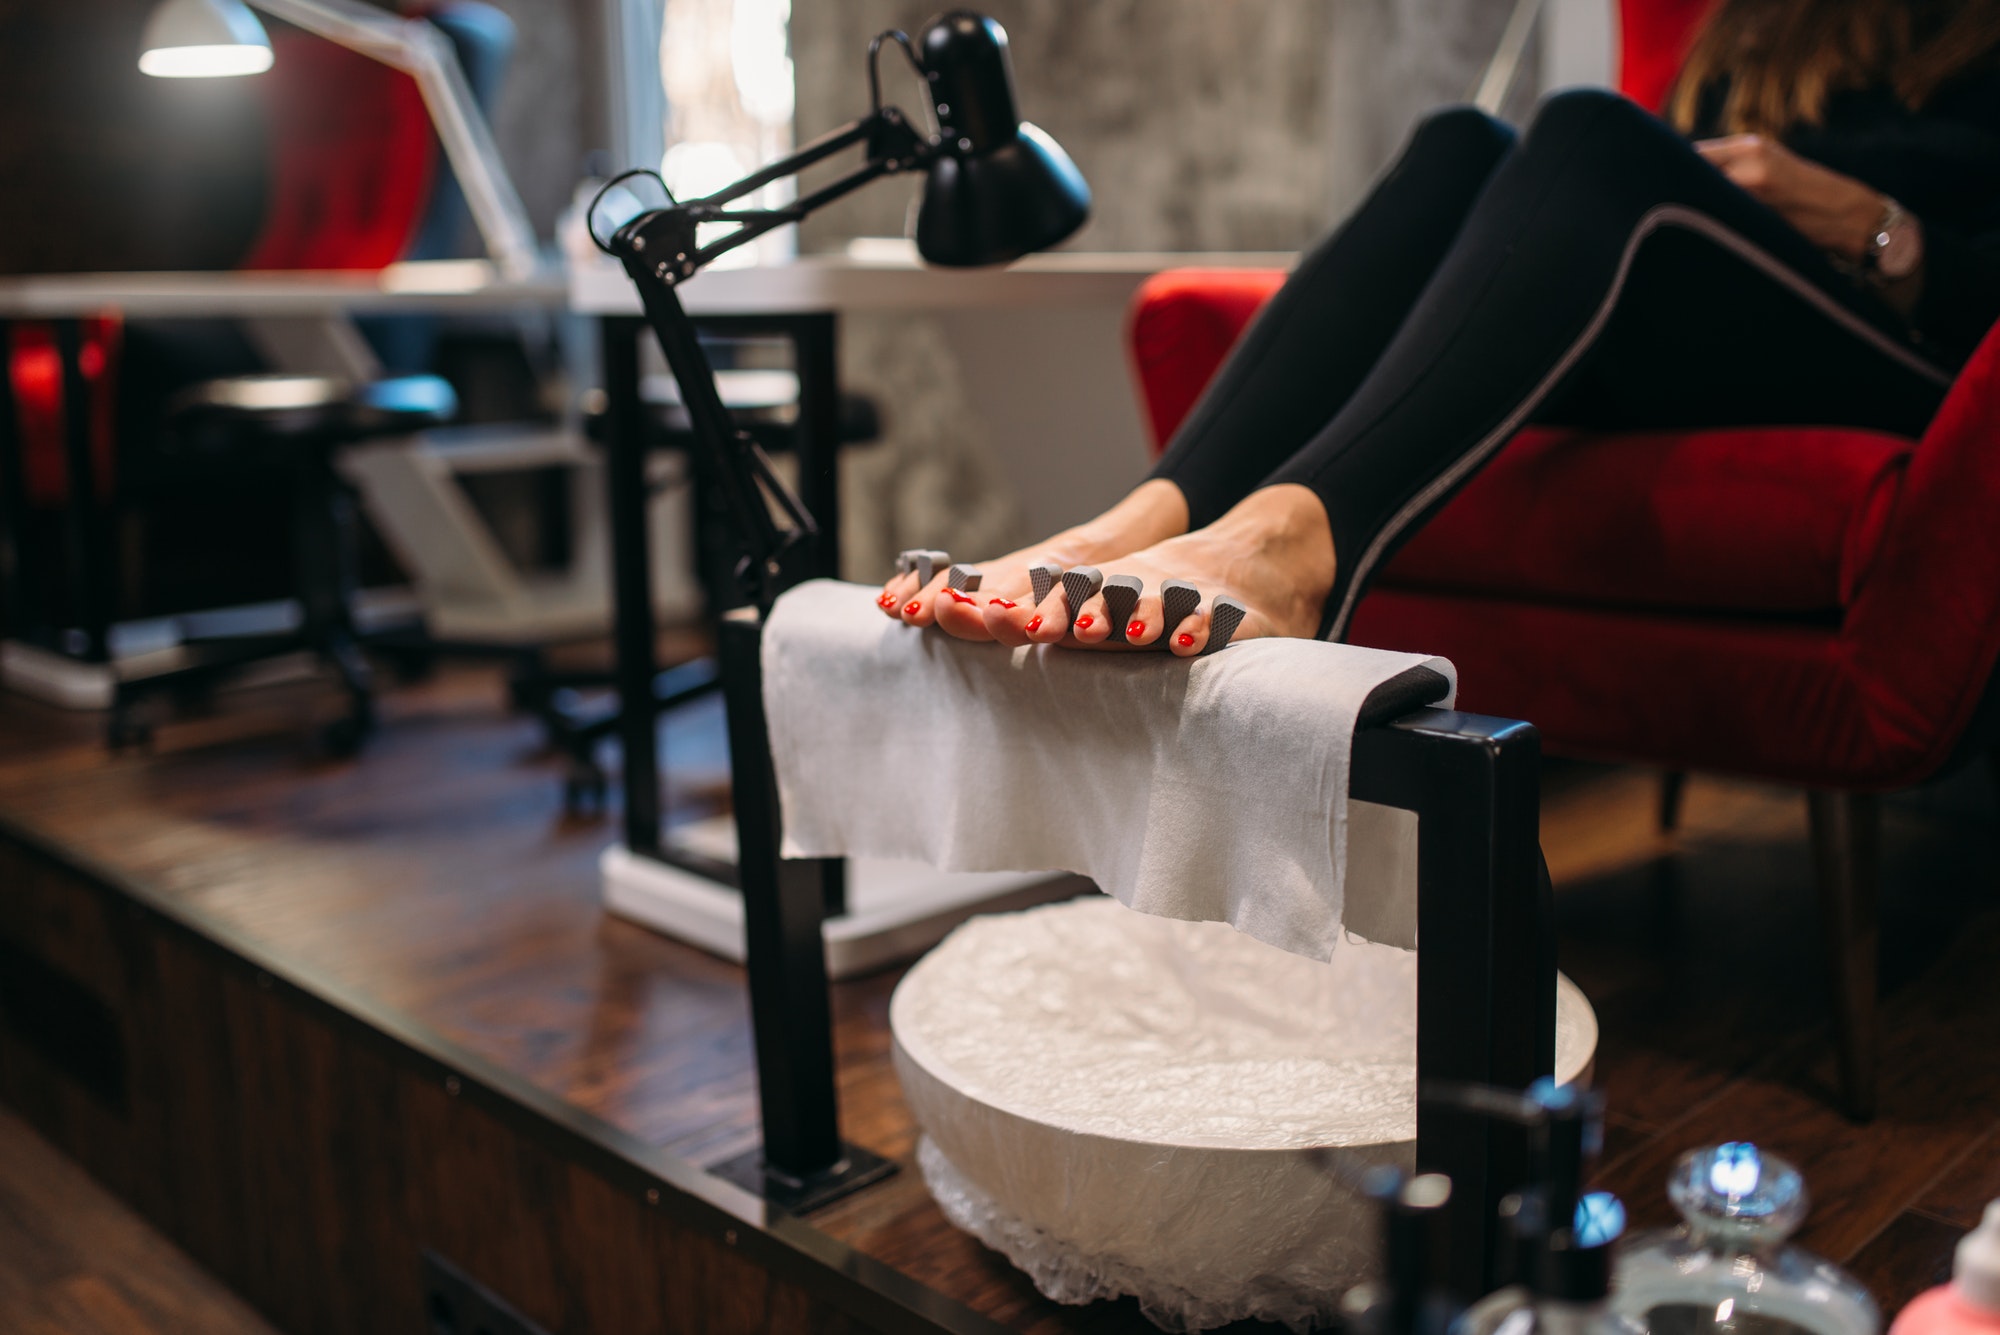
[1668,0,2000,134]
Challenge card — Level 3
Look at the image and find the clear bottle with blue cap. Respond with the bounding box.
[1610,1142,1879,1335]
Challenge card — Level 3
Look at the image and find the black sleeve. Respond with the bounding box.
[1915,220,2000,362]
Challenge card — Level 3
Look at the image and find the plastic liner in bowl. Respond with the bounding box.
[891,896,1599,1332]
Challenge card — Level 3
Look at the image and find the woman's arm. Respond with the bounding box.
[1694,134,1924,316]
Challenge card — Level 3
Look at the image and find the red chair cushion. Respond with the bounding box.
[1380,423,1914,613]
[1349,589,1868,784]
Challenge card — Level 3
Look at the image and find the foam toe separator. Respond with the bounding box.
[1061,567,1104,624]
[1159,581,1201,647]
[1029,563,1063,607]
[1101,576,1142,643]
[1201,596,1248,655]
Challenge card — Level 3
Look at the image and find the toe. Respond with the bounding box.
[934,583,996,640]
[898,573,949,628]
[1025,586,1067,643]
[983,595,1033,646]
[878,571,917,617]
[1071,592,1112,644]
[1123,590,1165,647]
[1169,609,1207,657]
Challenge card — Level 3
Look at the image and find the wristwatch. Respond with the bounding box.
[1863,198,1924,284]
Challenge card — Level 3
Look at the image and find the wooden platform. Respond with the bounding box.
[1,664,1997,1332]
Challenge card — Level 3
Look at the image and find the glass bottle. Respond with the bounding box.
[1611,1143,1879,1335]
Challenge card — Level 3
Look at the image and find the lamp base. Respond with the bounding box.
[709,1143,897,1214]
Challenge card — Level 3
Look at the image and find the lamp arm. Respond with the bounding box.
[597,107,930,608]
[630,109,927,282]
[688,114,885,210]
[247,0,542,280]
[688,149,913,274]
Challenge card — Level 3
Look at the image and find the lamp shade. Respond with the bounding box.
[139,0,273,78]
[913,12,1089,267]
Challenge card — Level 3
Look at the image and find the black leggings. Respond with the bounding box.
[1148,88,1956,640]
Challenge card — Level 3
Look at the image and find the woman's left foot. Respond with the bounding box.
[984,484,1338,655]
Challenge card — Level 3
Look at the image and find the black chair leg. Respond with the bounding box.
[1658,770,1688,833]
[1806,790,1880,1121]
[295,452,374,754]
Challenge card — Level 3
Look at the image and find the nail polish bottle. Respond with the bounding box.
[1610,1144,1879,1335]
[1888,1202,2000,1335]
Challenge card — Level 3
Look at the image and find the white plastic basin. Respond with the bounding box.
[892,896,1598,1331]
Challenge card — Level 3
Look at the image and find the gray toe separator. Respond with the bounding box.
[897,548,950,587]
[1102,575,1143,642]
[1159,580,1201,647]
[947,564,982,592]
[1060,566,1103,614]
[1028,562,1062,606]
[1200,596,1248,656]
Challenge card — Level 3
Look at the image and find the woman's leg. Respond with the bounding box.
[1148,107,1519,530]
[885,106,1518,639]
[1027,88,1952,654]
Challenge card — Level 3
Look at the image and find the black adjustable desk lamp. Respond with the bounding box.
[587,10,1089,1210]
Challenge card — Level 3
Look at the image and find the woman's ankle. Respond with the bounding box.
[1067,479,1190,556]
[1211,485,1337,581]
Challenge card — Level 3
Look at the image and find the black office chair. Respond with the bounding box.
[112,373,456,754]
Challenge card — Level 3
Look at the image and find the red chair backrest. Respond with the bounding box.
[239,29,437,271]
[1616,0,1718,112]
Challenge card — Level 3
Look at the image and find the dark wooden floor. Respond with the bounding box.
[0,1104,278,1335]
[0,664,1996,1331]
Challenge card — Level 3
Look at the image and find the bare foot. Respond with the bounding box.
[985,484,1336,656]
[877,479,1189,641]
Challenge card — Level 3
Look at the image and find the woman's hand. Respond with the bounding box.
[1694,134,1887,262]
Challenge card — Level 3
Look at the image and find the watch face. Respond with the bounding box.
[1878,216,1922,280]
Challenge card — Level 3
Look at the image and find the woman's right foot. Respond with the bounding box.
[878,479,1189,642]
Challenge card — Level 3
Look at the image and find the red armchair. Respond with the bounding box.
[1124,0,2000,1119]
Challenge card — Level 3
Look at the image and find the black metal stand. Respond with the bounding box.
[707,607,890,1211]
[598,310,884,1209]
[1354,700,1556,1300]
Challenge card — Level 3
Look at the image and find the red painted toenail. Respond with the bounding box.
[1026,615,1043,633]
[904,601,922,616]
[946,589,975,604]
[1128,621,1145,638]
[878,592,894,607]
[1076,615,1094,630]
[989,598,1017,609]
[1177,633,1195,648]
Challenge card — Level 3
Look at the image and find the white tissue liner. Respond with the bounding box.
[891,898,1598,1331]
[763,580,1455,960]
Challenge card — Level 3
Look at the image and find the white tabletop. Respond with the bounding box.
[0,250,1297,321]
[568,245,1296,316]
[0,260,569,319]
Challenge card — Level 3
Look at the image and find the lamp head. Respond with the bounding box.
[139,0,273,78]
[913,11,1090,267]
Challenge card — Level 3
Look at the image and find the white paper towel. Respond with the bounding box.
[763,579,1455,960]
